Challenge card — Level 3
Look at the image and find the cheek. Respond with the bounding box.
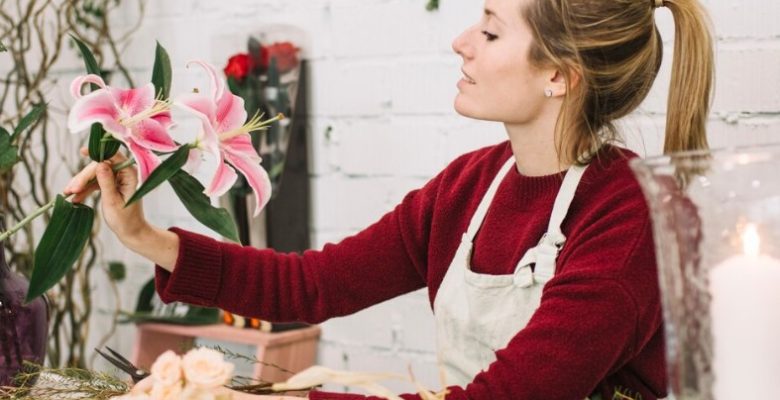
[487,61,545,119]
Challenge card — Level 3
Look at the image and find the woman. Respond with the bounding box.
[66,0,714,398]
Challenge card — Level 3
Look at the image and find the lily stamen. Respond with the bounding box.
[119,99,172,126]
[218,112,284,142]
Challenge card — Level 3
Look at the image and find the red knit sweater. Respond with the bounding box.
[155,141,667,400]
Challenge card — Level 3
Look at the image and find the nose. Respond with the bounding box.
[452,26,474,59]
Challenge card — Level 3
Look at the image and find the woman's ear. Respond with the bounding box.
[547,66,582,98]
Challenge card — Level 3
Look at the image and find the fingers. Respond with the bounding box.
[64,161,98,195]
[68,147,131,199]
[95,162,123,206]
[70,181,98,204]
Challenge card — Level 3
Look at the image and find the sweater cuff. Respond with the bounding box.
[154,227,223,307]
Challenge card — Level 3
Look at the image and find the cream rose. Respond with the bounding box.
[181,384,234,400]
[181,348,235,390]
[150,381,184,400]
[150,350,183,387]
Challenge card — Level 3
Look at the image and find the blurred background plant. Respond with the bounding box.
[0,0,146,369]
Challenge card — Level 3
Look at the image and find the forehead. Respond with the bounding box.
[483,0,528,25]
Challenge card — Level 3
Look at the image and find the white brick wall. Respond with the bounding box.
[44,0,779,395]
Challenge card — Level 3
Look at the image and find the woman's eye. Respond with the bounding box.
[481,30,498,41]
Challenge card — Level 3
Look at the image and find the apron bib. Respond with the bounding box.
[433,157,587,385]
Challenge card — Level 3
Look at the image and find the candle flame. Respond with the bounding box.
[743,224,760,257]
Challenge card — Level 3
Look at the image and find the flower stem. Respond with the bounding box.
[0,158,136,242]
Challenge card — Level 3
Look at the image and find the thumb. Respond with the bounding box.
[95,162,122,205]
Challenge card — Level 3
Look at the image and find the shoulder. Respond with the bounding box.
[576,145,647,214]
[560,145,653,274]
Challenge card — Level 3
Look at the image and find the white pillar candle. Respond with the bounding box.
[710,224,780,399]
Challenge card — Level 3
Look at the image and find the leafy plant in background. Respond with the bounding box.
[426,0,439,11]
[0,0,146,369]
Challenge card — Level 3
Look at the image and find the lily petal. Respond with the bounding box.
[186,60,225,102]
[152,111,174,130]
[127,139,162,183]
[183,147,204,175]
[108,83,156,117]
[70,74,108,99]
[68,89,127,139]
[176,95,221,157]
[129,118,179,152]
[204,159,238,197]
[215,91,247,134]
[223,147,271,217]
[175,92,217,124]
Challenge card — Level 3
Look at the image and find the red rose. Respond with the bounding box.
[223,53,252,81]
[260,42,299,73]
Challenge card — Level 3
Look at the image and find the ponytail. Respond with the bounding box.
[662,0,715,154]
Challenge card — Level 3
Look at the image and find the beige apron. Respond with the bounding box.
[433,156,587,385]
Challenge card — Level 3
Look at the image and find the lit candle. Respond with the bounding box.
[710,224,780,399]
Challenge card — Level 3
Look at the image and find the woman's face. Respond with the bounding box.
[452,0,552,124]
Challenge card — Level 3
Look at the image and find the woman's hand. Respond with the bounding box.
[63,147,150,244]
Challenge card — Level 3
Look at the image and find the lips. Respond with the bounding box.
[461,69,476,84]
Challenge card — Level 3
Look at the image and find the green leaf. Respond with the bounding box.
[0,128,19,172]
[107,261,126,282]
[134,277,156,313]
[70,35,103,86]
[151,41,172,99]
[12,103,46,142]
[0,42,6,52]
[26,196,94,303]
[118,307,219,325]
[125,145,190,206]
[169,170,240,243]
[88,124,120,162]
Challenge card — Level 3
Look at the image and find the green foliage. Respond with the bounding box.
[119,278,220,325]
[0,127,19,172]
[107,261,126,282]
[125,145,190,206]
[151,41,172,99]
[168,170,241,243]
[0,104,47,172]
[26,196,95,303]
[12,103,46,142]
[426,0,439,11]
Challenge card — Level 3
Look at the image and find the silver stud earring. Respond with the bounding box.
[544,89,553,98]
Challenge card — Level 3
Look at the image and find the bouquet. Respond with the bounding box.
[0,37,282,303]
[223,37,300,191]
[114,348,234,400]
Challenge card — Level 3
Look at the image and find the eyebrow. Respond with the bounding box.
[484,8,507,26]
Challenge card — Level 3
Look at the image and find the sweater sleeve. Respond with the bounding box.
[310,181,664,400]
[154,173,443,323]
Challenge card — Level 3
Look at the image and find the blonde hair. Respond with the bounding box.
[523,0,714,163]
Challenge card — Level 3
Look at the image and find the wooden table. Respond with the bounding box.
[131,323,320,383]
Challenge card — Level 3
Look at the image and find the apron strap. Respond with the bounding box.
[514,164,589,286]
[464,157,517,240]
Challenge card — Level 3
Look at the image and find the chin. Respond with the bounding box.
[454,96,478,118]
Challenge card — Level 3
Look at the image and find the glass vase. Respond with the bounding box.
[0,218,48,387]
[630,145,780,400]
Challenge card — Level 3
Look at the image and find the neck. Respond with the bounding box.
[504,104,570,177]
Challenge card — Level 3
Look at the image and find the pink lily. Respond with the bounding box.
[67,74,179,183]
[176,61,280,216]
